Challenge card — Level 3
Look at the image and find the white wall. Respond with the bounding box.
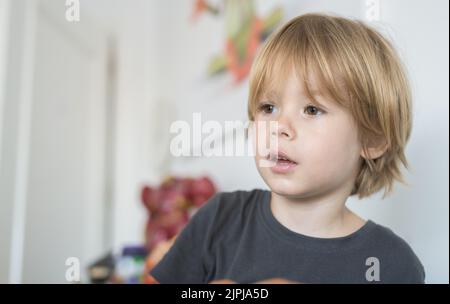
[0,0,11,283]
[109,1,161,252]
[82,0,169,251]
[0,0,112,283]
[0,0,37,283]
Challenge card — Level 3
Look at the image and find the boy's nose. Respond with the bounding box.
[272,114,296,140]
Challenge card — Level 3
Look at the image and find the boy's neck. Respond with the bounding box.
[270,189,366,239]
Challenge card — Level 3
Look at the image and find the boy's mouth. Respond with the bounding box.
[266,150,298,173]
[267,150,297,163]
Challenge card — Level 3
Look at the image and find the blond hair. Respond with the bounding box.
[248,13,412,199]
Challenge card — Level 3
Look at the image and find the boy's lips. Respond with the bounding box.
[266,150,298,164]
[266,150,299,174]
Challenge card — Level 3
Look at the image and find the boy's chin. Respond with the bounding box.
[271,187,305,198]
[269,186,319,201]
[264,177,306,197]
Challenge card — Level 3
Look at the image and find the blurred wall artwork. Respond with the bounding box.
[191,0,283,84]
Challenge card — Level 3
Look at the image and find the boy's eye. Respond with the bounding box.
[258,103,278,114]
[304,105,323,116]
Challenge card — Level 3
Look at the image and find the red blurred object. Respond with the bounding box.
[141,176,217,251]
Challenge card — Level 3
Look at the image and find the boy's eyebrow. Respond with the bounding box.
[261,90,281,99]
[307,89,322,97]
[262,89,331,109]
[262,89,323,98]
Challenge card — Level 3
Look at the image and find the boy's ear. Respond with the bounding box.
[360,136,389,160]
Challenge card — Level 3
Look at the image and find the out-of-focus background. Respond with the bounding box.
[0,0,448,283]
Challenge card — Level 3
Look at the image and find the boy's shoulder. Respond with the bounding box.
[370,221,420,258]
[368,221,426,283]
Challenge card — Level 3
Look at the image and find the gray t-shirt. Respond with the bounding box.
[150,189,425,284]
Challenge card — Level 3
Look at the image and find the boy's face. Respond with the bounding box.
[253,69,363,199]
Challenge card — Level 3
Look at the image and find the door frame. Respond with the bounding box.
[0,0,110,283]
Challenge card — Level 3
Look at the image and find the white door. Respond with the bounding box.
[1,0,109,283]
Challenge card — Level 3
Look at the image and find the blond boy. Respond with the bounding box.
[151,13,424,284]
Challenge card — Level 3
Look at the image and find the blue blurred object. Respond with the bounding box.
[115,245,148,284]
